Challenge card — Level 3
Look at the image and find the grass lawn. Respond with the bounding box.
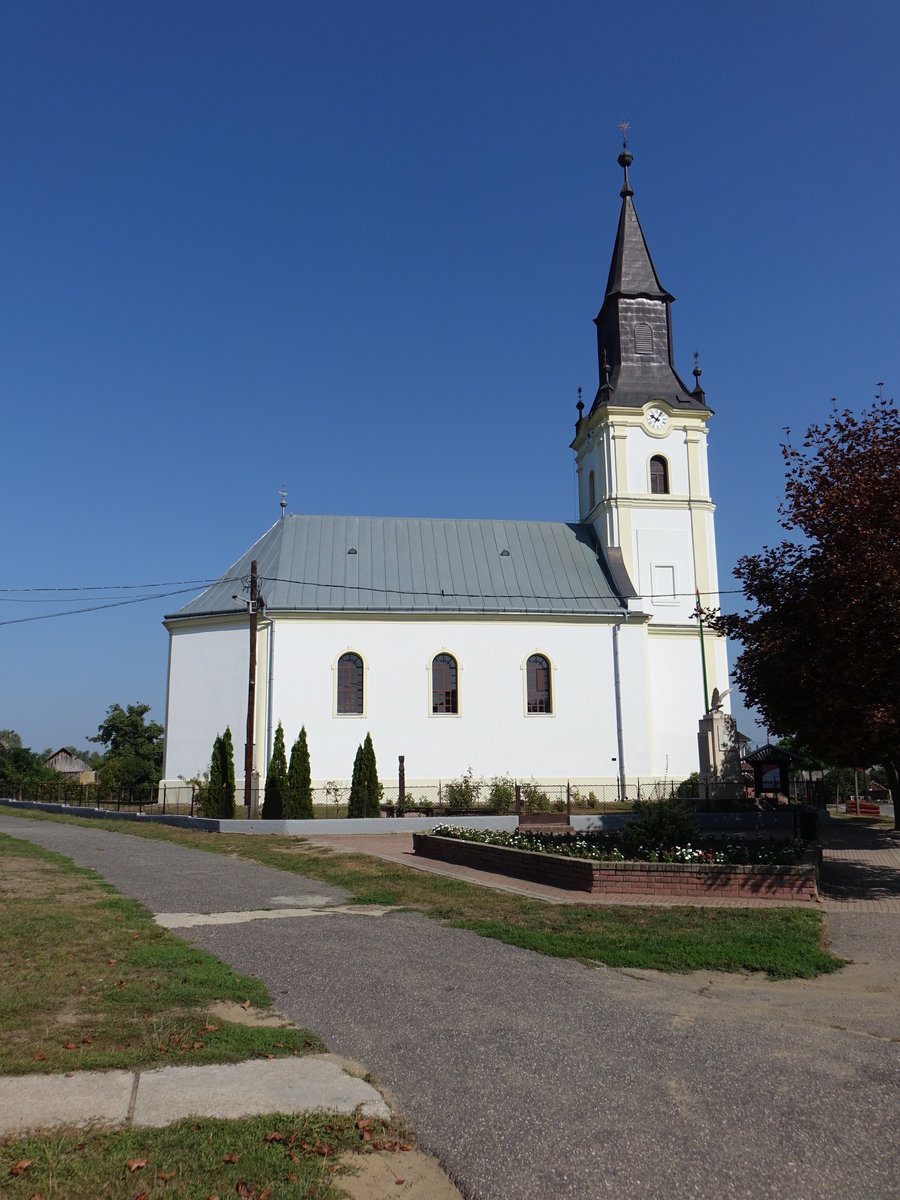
[0,832,324,1075]
[0,1111,408,1199]
[0,807,844,979]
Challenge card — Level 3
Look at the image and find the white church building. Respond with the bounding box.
[161,147,729,799]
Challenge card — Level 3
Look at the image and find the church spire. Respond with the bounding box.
[590,142,704,415]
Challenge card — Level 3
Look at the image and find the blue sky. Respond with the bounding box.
[2,1,898,755]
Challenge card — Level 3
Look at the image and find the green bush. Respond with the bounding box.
[674,771,702,800]
[621,794,699,855]
[487,776,515,813]
[519,781,551,812]
[444,768,480,812]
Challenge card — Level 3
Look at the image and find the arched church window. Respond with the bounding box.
[634,323,653,355]
[650,455,669,495]
[588,470,596,510]
[526,654,552,714]
[337,652,363,714]
[432,653,458,714]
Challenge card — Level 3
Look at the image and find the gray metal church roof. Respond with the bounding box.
[167,514,625,620]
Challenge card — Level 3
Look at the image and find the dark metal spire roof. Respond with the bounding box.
[589,145,709,415]
[604,189,672,301]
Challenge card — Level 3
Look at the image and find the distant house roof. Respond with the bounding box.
[166,514,626,621]
[46,748,93,774]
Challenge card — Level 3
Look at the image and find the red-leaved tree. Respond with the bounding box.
[711,396,899,825]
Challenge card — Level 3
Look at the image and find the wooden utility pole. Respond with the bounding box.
[244,560,259,816]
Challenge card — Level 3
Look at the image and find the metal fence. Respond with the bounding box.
[6,775,690,819]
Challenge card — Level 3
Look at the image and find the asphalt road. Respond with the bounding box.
[3,813,898,1200]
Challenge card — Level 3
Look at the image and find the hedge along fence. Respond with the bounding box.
[411,834,821,902]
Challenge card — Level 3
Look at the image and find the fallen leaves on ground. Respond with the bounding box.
[10,1158,33,1175]
[125,1158,148,1172]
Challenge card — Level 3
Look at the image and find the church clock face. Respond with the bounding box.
[646,407,669,433]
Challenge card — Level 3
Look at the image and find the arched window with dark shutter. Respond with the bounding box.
[589,470,596,510]
[527,654,552,714]
[432,653,458,714]
[650,455,669,494]
[337,652,363,714]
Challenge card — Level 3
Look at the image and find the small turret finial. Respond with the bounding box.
[602,349,612,388]
[279,484,287,519]
[575,386,584,430]
[617,121,633,198]
[692,351,706,400]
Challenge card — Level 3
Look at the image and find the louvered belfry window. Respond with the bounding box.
[634,323,653,354]
[337,653,363,714]
[527,654,552,714]
[432,654,458,714]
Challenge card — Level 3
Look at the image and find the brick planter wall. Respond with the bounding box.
[412,834,820,902]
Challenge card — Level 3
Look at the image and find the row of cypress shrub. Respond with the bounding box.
[261,723,313,819]
[200,723,382,820]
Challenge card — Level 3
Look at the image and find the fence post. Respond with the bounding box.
[566,780,571,823]
[398,755,405,816]
[514,782,522,817]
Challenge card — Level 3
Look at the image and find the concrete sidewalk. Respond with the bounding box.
[0,1055,389,1138]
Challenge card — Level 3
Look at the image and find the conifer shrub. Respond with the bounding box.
[361,732,382,817]
[287,727,313,819]
[262,721,288,820]
[200,734,224,818]
[347,744,366,818]
[221,726,236,818]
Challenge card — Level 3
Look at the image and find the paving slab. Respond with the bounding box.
[132,1056,389,1126]
[0,1057,389,1138]
[0,1069,134,1135]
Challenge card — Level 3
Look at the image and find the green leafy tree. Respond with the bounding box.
[0,742,56,789]
[262,721,288,820]
[201,734,225,818]
[361,732,382,817]
[709,397,900,827]
[287,727,313,819]
[0,729,23,750]
[347,743,366,818]
[221,726,236,818]
[90,702,163,802]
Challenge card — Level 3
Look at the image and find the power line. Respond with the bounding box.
[0,578,225,594]
[0,586,209,627]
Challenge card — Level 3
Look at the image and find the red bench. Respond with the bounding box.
[845,799,881,817]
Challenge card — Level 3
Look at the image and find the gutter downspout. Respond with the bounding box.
[612,620,627,801]
[265,619,275,776]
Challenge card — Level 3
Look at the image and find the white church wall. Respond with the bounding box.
[632,517,696,621]
[645,631,707,778]
[614,623,653,778]
[163,623,248,781]
[265,615,628,785]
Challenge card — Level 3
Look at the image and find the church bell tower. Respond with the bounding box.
[571,143,722,631]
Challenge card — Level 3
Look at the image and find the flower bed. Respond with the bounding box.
[412,828,820,902]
